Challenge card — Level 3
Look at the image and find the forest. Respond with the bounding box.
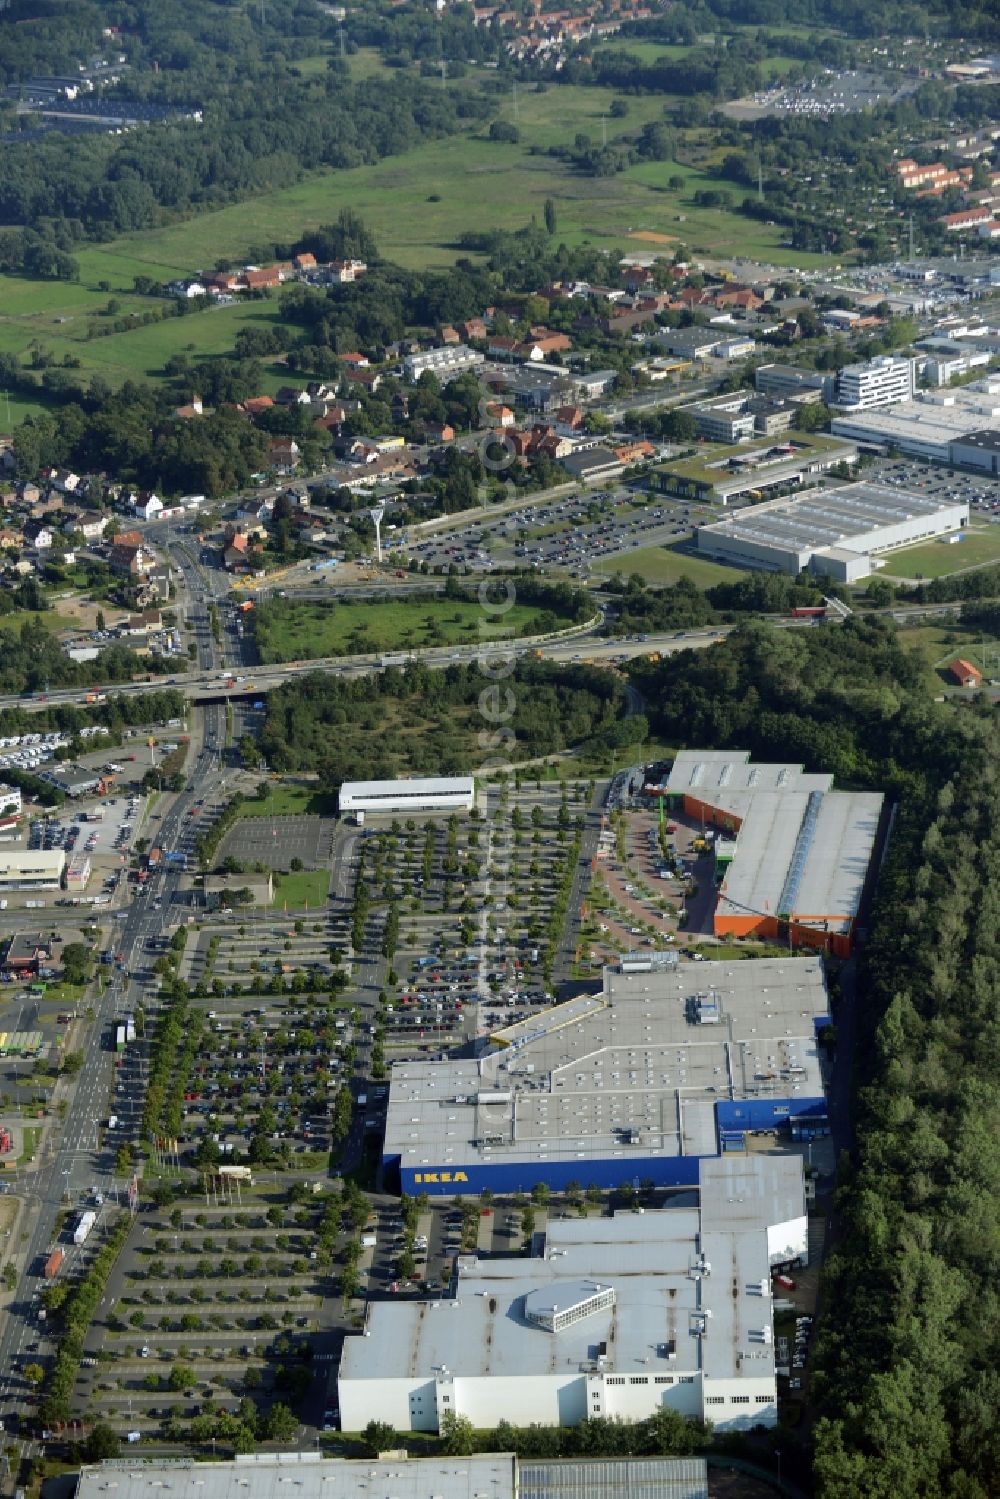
[631,620,999,1496]
[0,0,489,238]
[258,660,628,780]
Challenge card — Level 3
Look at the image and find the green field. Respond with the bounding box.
[879,527,1000,579]
[273,868,331,909]
[239,784,339,818]
[0,68,841,414]
[891,622,1000,692]
[254,596,579,662]
[590,542,738,587]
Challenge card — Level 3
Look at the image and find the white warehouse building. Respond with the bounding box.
[338,776,476,818]
[0,850,65,892]
[338,1154,805,1437]
[696,481,969,582]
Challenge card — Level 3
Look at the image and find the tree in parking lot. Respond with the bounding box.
[169,1364,197,1392]
[61,1050,85,1076]
[84,1423,121,1461]
[264,1403,298,1441]
[23,1363,45,1389]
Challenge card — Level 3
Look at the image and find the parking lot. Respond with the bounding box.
[405,489,715,577]
[218,814,336,872]
[867,456,1000,513]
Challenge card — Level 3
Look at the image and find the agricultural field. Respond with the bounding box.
[878,526,1000,579]
[252,596,579,663]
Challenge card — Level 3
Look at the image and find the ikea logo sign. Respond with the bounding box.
[414,1171,468,1184]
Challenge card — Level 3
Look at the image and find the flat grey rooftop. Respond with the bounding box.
[699,481,962,552]
[78,1455,516,1499]
[384,959,829,1173]
[341,1162,799,1389]
[518,1458,708,1499]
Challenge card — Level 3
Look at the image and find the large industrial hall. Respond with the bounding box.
[339,1153,805,1436]
[382,955,830,1196]
[663,750,884,958]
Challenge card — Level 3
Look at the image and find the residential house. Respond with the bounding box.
[132,493,163,521]
[553,405,584,429]
[70,512,109,542]
[462,318,488,341]
[345,368,383,393]
[204,271,242,296]
[167,279,206,299]
[487,335,521,360]
[0,528,20,551]
[613,439,656,466]
[241,395,275,418]
[111,529,144,549]
[174,395,204,419]
[340,352,370,370]
[329,259,366,283]
[109,542,149,577]
[425,421,456,443]
[275,386,312,407]
[269,439,301,474]
[125,608,163,635]
[391,392,411,423]
[244,266,282,291]
[23,518,53,549]
[485,403,515,427]
[439,326,460,345]
[222,532,251,571]
[294,252,318,271]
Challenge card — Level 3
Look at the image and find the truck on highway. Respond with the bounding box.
[43,1248,64,1279]
[73,1210,97,1246]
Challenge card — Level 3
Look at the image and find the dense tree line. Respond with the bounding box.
[602,570,831,635]
[631,618,999,1493]
[12,382,273,495]
[0,616,172,696]
[259,660,626,780]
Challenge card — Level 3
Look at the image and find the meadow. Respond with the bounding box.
[253,595,578,662]
[589,542,738,587]
[878,525,1000,579]
[0,58,839,418]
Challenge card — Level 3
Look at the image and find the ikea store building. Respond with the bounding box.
[382,956,831,1196]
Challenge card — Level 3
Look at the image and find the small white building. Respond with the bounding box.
[339,1154,804,1436]
[0,785,23,822]
[339,776,475,817]
[0,850,66,891]
[133,494,163,521]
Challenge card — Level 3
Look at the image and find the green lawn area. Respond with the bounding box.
[894,622,1000,691]
[879,527,1000,579]
[238,784,339,818]
[273,869,331,910]
[18,1127,39,1164]
[590,542,740,587]
[254,596,578,662]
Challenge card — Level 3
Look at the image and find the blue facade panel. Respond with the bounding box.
[395,1153,702,1198]
[716,1095,826,1132]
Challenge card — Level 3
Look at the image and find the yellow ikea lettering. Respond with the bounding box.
[414,1171,469,1185]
